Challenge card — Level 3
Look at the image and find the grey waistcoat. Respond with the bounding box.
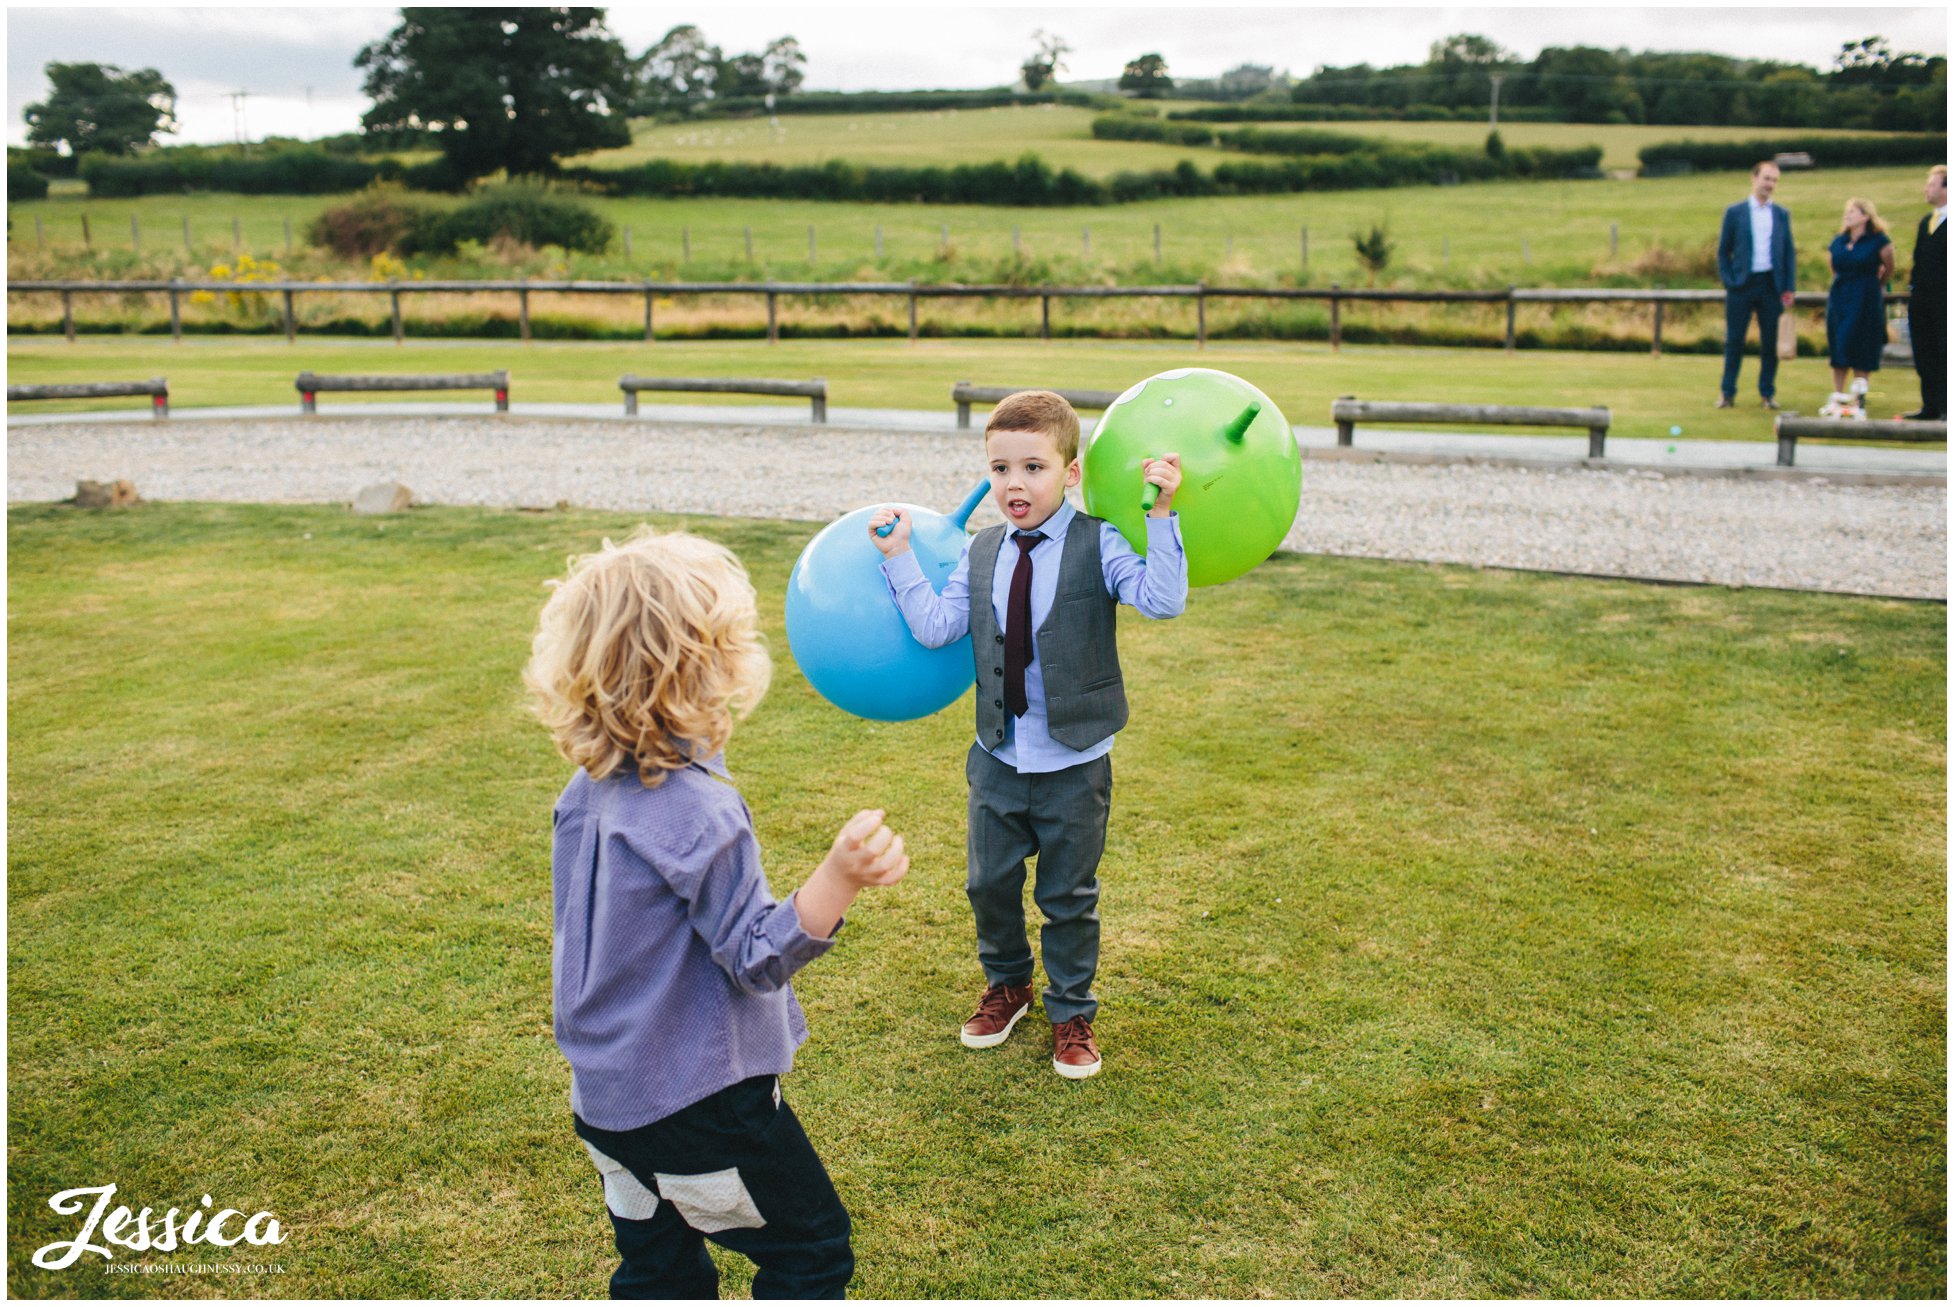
[968,510,1128,753]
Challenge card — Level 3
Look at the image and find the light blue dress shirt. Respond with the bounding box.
[1749,197,1775,273]
[880,497,1187,774]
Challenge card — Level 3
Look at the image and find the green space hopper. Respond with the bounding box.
[1082,368,1302,588]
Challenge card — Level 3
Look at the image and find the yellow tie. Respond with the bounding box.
[1934,212,1945,234]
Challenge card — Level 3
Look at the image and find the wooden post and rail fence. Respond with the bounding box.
[7,278,1905,354]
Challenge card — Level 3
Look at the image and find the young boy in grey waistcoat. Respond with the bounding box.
[868,390,1186,1079]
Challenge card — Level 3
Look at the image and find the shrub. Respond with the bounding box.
[1638,134,1947,173]
[409,188,614,256]
[10,162,50,201]
[79,148,390,196]
[9,146,76,178]
[306,188,442,258]
[1090,115,1215,146]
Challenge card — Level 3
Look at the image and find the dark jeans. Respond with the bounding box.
[966,742,1112,1024]
[574,1076,853,1300]
[1722,272,1784,400]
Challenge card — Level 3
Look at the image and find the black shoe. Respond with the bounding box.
[1715,395,1734,409]
[1900,409,1944,421]
[1760,396,1781,410]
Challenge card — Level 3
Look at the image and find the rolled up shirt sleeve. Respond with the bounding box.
[881,544,973,648]
[1101,516,1187,618]
[651,802,836,996]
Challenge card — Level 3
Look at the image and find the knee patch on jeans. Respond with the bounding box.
[582,1141,661,1221]
[652,1167,768,1234]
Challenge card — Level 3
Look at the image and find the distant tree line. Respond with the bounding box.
[1282,33,1945,131]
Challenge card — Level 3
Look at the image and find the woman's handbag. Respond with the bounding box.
[1777,312,1798,360]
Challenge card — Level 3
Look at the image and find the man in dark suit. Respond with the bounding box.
[1716,160,1797,409]
[1903,164,1945,421]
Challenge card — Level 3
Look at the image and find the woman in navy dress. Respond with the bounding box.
[1823,197,1897,414]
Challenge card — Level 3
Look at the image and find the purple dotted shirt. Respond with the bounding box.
[551,751,836,1131]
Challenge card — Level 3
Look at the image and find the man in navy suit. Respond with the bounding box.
[1716,160,1797,409]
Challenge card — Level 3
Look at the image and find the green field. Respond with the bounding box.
[8,155,1931,293]
[8,334,1942,439]
[7,501,1944,1297]
[581,106,1911,178]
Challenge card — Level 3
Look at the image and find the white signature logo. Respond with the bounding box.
[32,1185,288,1270]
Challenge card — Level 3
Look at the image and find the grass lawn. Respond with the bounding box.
[9,164,1931,292]
[6,501,1946,1298]
[585,106,1918,179]
[6,334,1943,441]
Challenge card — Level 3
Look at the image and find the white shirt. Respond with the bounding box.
[1749,197,1775,273]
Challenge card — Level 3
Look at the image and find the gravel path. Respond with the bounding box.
[9,416,1945,599]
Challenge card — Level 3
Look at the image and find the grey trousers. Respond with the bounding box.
[965,742,1112,1025]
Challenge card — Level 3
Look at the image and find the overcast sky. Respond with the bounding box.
[7,2,1948,148]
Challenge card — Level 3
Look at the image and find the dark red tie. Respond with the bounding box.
[1003,531,1044,718]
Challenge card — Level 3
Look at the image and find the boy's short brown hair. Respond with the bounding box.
[985,390,1082,463]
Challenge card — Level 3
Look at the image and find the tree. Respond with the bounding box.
[357,8,633,182]
[636,24,720,110]
[1021,30,1069,93]
[762,36,806,96]
[1429,33,1508,66]
[717,52,769,99]
[1352,223,1394,286]
[1217,63,1278,99]
[1119,52,1173,99]
[24,62,177,156]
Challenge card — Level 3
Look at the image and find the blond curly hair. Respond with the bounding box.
[524,528,771,787]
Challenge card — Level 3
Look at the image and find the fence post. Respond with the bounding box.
[644,285,654,343]
[80,215,91,249]
[1329,286,1341,352]
[285,217,293,254]
[1504,287,1516,352]
[1651,296,1664,356]
[282,288,295,344]
[1041,293,1051,341]
[391,286,403,345]
[1336,395,1355,446]
[745,226,754,261]
[182,216,192,255]
[1196,281,1206,349]
[1609,222,1619,258]
[232,215,241,249]
[808,225,817,264]
[168,281,182,343]
[907,282,918,344]
[62,290,75,342]
[131,215,141,251]
[767,288,778,345]
[1153,222,1161,263]
[519,280,531,343]
[682,227,690,262]
[34,215,44,249]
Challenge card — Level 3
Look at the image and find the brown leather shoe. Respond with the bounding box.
[1715,395,1734,409]
[960,982,1033,1048]
[1052,1016,1101,1079]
